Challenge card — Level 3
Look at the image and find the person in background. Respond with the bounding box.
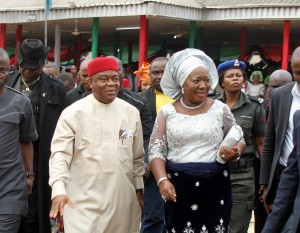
[149,48,245,232]
[66,59,91,105]
[6,38,67,233]
[122,78,131,90]
[216,59,266,233]
[0,48,38,233]
[246,70,265,98]
[261,109,300,233]
[139,57,172,123]
[43,63,59,78]
[134,62,152,92]
[262,65,277,97]
[260,46,300,233]
[49,56,145,233]
[125,64,138,92]
[57,72,75,92]
[139,56,172,233]
[263,69,293,122]
[69,64,78,84]
[75,72,81,87]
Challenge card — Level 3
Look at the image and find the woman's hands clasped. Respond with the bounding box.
[219,145,240,163]
[158,179,177,202]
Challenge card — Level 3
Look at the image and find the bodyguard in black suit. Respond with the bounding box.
[7,39,66,233]
[260,46,300,231]
[261,109,300,233]
[260,82,294,201]
[139,86,156,123]
[139,57,172,233]
[66,59,91,106]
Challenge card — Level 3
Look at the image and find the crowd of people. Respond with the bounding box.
[1,37,300,233]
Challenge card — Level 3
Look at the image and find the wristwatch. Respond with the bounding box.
[26,171,36,178]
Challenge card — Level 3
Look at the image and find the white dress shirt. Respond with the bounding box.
[280,83,300,166]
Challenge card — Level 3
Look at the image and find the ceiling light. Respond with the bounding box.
[116,27,140,30]
[28,14,37,22]
[68,2,76,7]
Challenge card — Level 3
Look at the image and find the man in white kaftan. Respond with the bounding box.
[49,57,145,233]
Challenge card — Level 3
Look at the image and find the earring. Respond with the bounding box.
[181,88,184,94]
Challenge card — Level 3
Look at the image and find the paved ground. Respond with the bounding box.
[248,212,255,233]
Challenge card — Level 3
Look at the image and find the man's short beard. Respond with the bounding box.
[155,85,163,93]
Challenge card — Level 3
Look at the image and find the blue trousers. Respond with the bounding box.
[141,173,165,233]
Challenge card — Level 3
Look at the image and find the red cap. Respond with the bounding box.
[122,78,130,88]
[88,56,119,77]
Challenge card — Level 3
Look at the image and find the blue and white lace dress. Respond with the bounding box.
[148,100,237,233]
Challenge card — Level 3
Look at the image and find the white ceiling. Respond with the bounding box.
[1,0,300,57]
[4,17,300,49]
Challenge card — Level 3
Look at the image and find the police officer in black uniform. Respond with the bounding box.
[216,60,266,233]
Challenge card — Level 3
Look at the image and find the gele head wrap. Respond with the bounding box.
[160,48,218,100]
[134,62,151,85]
[250,70,264,83]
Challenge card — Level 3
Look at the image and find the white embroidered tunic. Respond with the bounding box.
[49,95,144,233]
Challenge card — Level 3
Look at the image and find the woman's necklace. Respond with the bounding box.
[180,97,205,110]
[21,77,40,91]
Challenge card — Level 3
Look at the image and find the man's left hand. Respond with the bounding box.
[27,176,34,195]
[143,163,151,182]
[136,191,144,212]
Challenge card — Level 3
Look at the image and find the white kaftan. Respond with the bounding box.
[49,94,145,233]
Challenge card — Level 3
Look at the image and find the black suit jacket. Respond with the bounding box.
[7,70,67,233]
[260,82,294,192]
[262,110,300,233]
[66,83,85,106]
[139,87,157,122]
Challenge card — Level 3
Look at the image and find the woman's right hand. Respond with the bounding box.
[159,179,177,202]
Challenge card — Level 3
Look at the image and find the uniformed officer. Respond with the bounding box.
[216,60,266,233]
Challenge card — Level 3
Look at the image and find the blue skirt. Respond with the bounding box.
[165,160,232,233]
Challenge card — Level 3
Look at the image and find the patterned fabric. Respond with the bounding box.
[165,160,231,233]
[148,100,236,164]
[134,62,151,83]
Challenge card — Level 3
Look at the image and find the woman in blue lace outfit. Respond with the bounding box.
[148,49,245,233]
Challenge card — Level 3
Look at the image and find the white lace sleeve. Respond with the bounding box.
[148,107,168,164]
[223,104,245,144]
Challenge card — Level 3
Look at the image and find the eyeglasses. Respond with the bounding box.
[0,67,9,74]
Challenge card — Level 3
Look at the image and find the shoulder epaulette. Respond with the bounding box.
[209,92,223,100]
[248,95,264,104]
